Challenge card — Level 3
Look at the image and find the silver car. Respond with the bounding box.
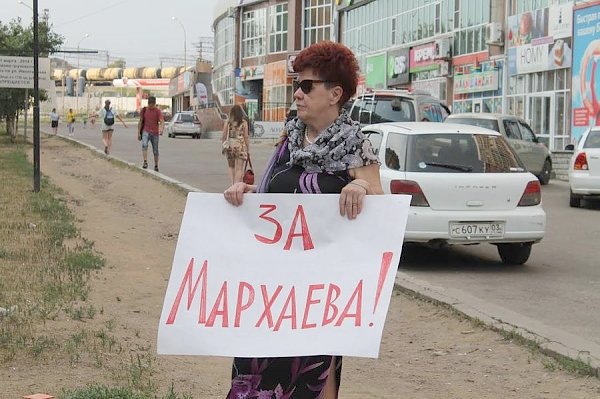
[445,113,553,185]
[166,111,203,139]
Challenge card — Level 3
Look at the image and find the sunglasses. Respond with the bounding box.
[293,79,334,94]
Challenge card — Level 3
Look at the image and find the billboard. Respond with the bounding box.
[0,56,51,89]
[409,42,439,73]
[571,2,600,141]
[386,48,409,86]
[365,53,386,89]
[507,3,573,75]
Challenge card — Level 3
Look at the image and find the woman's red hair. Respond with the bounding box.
[293,41,359,106]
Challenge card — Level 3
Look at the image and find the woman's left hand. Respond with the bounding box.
[340,179,369,220]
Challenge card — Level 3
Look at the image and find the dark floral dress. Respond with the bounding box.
[228,113,378,399]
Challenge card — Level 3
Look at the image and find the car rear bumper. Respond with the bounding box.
[569,172,600,195]
[404,207,546,244]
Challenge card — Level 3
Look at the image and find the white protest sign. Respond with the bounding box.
[157,193,410,358]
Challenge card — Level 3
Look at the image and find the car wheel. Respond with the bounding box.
[536,159,552,185]
[497,243,532,265]
[569,190,582,208]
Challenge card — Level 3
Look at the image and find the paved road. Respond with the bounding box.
[47,122,600,365]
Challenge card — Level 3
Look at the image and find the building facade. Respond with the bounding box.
[212,0,586,149]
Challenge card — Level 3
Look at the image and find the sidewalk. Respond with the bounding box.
[6,132,599,398]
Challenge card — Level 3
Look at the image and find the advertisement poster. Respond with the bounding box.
[157,194,410,358]
[409,43,438,73]
[387,48,409,86]
[572,2,600,141]
[507,3,573,75]
[365,53,387,89]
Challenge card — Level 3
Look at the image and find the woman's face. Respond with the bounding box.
[294,68,340,125]
[519,13,533,35]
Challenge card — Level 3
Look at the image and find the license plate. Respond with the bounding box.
[449,222,505,238]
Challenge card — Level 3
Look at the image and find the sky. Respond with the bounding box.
[1,0,221,68]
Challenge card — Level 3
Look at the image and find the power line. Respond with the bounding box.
[54,0,131,27]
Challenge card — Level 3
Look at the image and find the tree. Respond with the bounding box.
[108,59,126,68]
[0,17,63,140]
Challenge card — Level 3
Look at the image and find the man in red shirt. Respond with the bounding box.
[138,96,164,172]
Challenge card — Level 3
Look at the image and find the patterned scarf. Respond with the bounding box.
[285,110,379,173]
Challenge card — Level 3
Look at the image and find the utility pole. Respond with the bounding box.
[33,0,40,192]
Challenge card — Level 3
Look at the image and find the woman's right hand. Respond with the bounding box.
[224,182,255,206]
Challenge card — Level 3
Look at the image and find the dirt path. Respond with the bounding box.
[5,135,600,398]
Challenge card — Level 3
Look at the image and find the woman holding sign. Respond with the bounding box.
[224,41,383,399]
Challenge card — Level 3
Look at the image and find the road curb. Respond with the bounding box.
[48,132,600,379]
[395,272,600,377]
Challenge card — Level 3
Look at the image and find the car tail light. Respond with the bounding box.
[574,152,588,170]
[390,180,430,207]
[518,181,541,206]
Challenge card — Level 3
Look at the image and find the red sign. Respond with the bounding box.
[573,108,590,126]
[409,43,437,73]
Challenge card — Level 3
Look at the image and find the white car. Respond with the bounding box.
[363,122,546,265]
[166,111,203,139]
[568,127,600,207]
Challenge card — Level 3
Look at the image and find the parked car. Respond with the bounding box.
[445,113,552,185]
[349,89,450,126]
[166,111,202,139]
[568,127,600,207]
[125,111,139,119]
[363,122,546,265]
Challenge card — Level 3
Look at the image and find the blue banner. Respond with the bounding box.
[572,3,600,141]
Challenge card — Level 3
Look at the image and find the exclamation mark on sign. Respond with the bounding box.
[370,252,393,327]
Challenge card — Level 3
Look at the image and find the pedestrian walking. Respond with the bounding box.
[221,105,250,184]
[97,99,127,155]
[137,96,164,172]
[50,108,59,135]
[223,41,383,399]
[66,108,76,136]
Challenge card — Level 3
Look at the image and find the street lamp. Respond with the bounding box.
[77,33,90,72]
[17,0,33,10]
[171,16,187,70]
[76,33,89,112]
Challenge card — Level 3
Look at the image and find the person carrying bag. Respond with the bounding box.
[243,155,254,185]
[221,105,250,184]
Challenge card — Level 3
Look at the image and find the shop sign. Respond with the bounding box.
[286,52,300,78]
[169,71,193,97]
[571,2,600,141]
[507,3,573,75]
[387,48,409,86]
[263,60,287,87]
[409,43,438,73]
[453,70,499,94]
[411,79,443,100]
[240,65,264,81]
[365,53,387,89]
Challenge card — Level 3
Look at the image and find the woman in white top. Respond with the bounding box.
[97,99,127,155]
[50,108,59,135]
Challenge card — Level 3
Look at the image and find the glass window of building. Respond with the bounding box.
[213,16,235,106]
[269,3,288,54]
[242,9,266,59]
[214,16,234,69]
[304,0,332,46]
[512,0,571,14]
